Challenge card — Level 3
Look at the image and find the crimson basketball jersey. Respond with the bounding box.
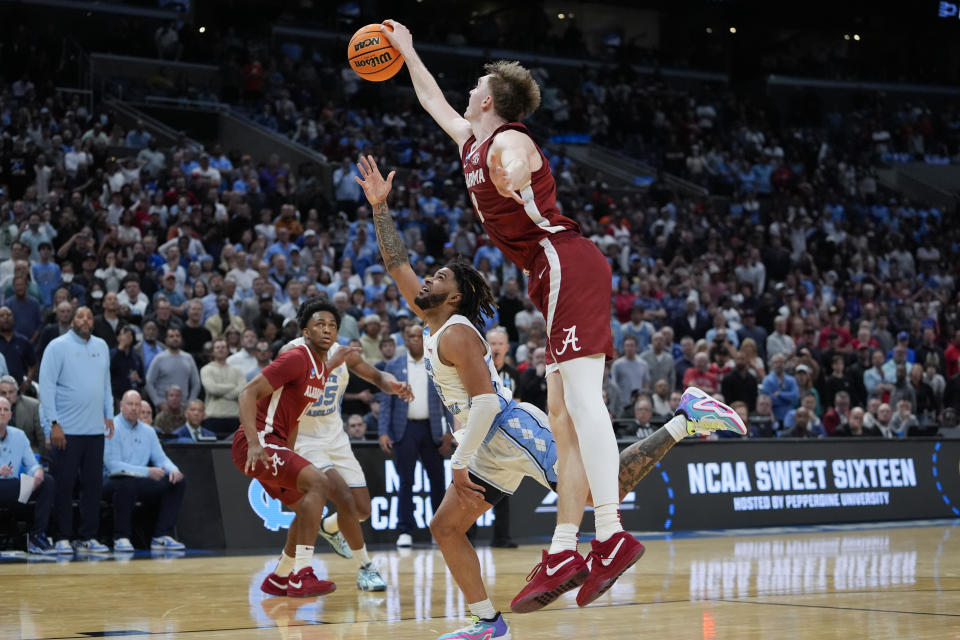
[461,122,579,270]
[255,344,329,442]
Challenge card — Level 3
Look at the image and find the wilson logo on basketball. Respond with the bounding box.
[353,51,394,69]
[353,36,381,51]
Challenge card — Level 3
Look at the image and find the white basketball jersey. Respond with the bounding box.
[287,337,350,439]
[423,315,512,424]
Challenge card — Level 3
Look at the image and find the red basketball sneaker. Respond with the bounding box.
[510,549,589,613]
[576,532,646,607]
[286,567,337,598]
[260,572,289,596]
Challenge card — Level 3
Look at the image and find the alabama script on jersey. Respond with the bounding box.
[255,343,329,442]
[461,122,579,270]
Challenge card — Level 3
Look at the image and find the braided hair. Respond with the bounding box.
[445,257,497,330]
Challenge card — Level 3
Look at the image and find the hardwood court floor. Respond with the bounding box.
[2,521,958,640]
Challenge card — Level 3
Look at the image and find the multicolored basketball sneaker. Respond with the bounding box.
[357,562,387,591]
[317,524,353,559]
[510,549,589,613]
[438,613,511,639]
[676,387,747,436]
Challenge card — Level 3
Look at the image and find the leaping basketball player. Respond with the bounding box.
[355,156,745,639]
[232,299,361,598]
[381,18,745,615]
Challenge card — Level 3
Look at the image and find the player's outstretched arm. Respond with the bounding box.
[381,20,472,147]
[354,155,427,320]
[345,349,414,401]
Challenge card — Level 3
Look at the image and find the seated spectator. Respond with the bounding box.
[835,407,876,437]
[748,393,781,437]
[784,392,824,436]
[650,379,673,418]
[822,391,852,436]
[869,402,900,439]
[139,400,154,427]
[761,353,798,422]
[345,413,368,441]
[172,400,216,442]
[359,314,384,364]
[200,338,244,436]
[103,390,186,551]
[0,374,43,456]
[779,406,820,438]
[0,306,36,393]
[0,396,55,553]
[154,385,186,437]
[682,352,718,394]
[137,320,166,374]
[889,398,919,437]
[8,276,42,343]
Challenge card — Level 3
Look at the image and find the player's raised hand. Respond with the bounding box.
[327,345,363,371]
[355,155,396,206]
[380,20,413,54]
[488,154,525,205]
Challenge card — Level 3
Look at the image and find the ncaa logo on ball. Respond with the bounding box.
[353,36,381,51]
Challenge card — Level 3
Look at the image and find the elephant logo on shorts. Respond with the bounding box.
[555,326,582,356]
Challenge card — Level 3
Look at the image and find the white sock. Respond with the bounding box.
[468,599,497,621]
[275,551,295,577]
[558,356,622,509]
[594,504,622,542]
[664,414,688,442]
[322,513,339,534]
[548,523,579,555]
[354,545,371,569]
[293,544,314,573]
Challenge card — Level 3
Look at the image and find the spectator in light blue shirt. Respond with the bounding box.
[0,396,55,553]
[103,390,186,551]
[760,353,799,422]
[38,306,114,553]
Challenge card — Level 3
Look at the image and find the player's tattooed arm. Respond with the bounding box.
[371,200,408,271]
[617,429,676,500]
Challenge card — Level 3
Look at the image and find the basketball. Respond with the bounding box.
[347,23,404,82]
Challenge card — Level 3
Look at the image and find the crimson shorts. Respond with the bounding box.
[231,428,312,506]
[527,232,615,369]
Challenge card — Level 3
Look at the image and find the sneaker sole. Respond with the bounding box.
[357,582,387,592]
[576,544,646,607]
[320,535,354,559]
[287,583,337,598]
[510,567,589,614]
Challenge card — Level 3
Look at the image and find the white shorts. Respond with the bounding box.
[295,431,367,488]
[468,402,559,497]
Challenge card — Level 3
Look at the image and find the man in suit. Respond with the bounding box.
[172,400,217,442]
[378,323,452,548]
[0,374,43,456]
